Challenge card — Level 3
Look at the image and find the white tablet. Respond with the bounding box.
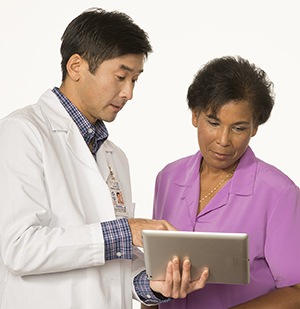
[142,230,250,285]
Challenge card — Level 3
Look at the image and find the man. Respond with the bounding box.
[0,8,208,308]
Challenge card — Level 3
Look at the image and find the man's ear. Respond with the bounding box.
[192,109,199,128]
[66,54,84,82]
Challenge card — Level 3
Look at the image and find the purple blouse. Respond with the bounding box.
[153,147,300,308]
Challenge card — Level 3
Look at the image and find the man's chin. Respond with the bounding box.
[102,114,118,123]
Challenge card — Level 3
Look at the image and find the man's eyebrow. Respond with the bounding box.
[120,64,144,75]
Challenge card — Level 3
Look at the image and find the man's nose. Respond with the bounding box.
[120,82,134,100]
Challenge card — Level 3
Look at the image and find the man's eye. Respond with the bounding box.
[117,76,125,81]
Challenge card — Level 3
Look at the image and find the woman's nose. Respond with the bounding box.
[217,128,230,146]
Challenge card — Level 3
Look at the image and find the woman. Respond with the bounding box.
[148,56,300,308]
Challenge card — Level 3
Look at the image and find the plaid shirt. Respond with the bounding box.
[52,88,167,304]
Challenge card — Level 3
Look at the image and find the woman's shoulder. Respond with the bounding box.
[256,157,297,190]
[159,152,200,174]
[241,147,297,190]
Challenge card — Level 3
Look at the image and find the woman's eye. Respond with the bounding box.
[117,76,125,81]
[208,120,219,127]
[234,126,246,132]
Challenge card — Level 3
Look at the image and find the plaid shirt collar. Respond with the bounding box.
[52,87,108,159]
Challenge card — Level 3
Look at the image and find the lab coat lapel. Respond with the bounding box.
[66,127,99,171]
[39,89,99,172]
[96,142,113,182]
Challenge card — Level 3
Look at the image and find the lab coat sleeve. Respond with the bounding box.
[0,115,105,276]
[131,246,147,301]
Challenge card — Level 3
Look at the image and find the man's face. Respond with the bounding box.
[74,53,144,125]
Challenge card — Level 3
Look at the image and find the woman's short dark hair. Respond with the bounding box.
[187,56,275,126]
[60,8,153,81]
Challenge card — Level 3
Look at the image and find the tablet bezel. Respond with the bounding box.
[142,230,250,285]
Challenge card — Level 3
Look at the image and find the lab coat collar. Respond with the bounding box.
[39,89,74,132]
[38,89,101,172]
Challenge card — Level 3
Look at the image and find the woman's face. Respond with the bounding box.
[192,100,258,172]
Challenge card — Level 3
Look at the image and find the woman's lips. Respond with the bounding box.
[212,151,231,160]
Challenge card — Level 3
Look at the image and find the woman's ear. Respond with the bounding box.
[66,54,84,82]
[192,109,199,128]
[251,126,258,137]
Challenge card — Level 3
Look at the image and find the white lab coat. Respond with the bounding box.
[0,90,145,308]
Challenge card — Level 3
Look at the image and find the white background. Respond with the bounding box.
[1,1,299,307]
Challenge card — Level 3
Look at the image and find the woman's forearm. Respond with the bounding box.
[141,284,300,308]
[141,304,158,308]
[230,284,300,309]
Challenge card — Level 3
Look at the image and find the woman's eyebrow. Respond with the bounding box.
[233,121,251,126]
[206,114,251,125]
[206,114,219,121]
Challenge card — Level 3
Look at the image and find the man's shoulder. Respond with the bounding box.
[0,90,62,141]
[0,103,40,127]
[0,89,55,123]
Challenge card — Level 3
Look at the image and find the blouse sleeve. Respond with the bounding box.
[265,184,300,288]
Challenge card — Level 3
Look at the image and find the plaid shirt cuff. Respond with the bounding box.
[101,218,132,260]
[134,270,172,304]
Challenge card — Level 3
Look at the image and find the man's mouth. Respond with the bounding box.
[110,100,126,112]
[110,104,123,112]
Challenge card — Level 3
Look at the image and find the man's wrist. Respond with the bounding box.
[101,218,132,261]
[134,270,172,304]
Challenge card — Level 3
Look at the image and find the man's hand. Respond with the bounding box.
[127,218,177,247]
[150,257,209,299]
